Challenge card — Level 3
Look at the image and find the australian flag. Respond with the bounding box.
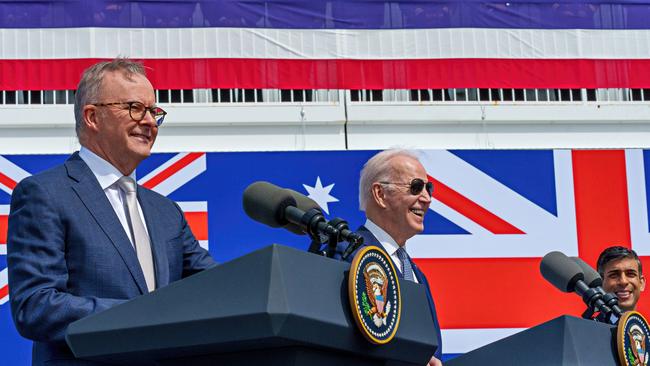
[2,149,650,362]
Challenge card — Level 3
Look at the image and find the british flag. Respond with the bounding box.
[1,149,649,363]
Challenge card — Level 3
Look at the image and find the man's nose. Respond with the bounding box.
[619,274,631,285]
[419,188,432,203]
[140,109,158,126]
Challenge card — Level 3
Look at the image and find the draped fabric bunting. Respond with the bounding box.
[2,0,650,90]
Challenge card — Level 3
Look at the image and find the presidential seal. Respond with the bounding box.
[618,311,650,366]
[348,245,401,344]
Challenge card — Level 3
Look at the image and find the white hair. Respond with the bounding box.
[358,149,421,211]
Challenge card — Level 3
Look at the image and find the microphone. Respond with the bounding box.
[570,256,602,288]
[540,251,584,292]
[285,188,335,253]
[284,188,322,235]
[540,251,622,324]
[284,189,365,257]
[242,181,296,229]
[328,218,364,259]
[243,181,339,240]
[243,181,365,259]
[570,256,623,320]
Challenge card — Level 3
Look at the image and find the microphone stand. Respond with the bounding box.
[306,217,364,259]
[575,283,622,325]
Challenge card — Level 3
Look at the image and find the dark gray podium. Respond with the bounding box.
[447,315,618,366]
[66,244,438,366]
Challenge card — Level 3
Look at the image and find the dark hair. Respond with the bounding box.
[597,246,642,276]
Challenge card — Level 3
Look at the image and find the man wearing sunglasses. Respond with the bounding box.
[350,149,443,366]
[7,58,215,365]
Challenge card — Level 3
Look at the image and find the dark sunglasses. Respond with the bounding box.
[379,178,433,196]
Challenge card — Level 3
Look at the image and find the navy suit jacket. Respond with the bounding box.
[7,153,216,365]
[347,226,443,359]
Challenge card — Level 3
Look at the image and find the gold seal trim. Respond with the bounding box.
[348,245,402,345]
[617,311,650,366]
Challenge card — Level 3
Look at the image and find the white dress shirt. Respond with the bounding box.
[364,218,419,283]
[79,147,149,246]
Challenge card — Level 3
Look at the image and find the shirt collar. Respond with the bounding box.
[79,147,136,190]
[364,218,405,256]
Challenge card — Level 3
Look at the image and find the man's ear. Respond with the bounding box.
[371,183,388,209]
[641,274,646,292]
[82,105,100,133]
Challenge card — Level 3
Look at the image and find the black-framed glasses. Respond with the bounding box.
[379,178,434,196]
[92,101,167,126]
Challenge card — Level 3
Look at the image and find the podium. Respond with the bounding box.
[66,244,439,365]
[446,315,618,366]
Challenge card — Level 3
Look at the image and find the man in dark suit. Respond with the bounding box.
[7,58,216,365]
[350,149,443,366]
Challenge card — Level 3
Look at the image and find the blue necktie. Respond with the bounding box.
[396,247,415,282]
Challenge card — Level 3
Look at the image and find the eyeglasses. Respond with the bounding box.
[379,178,434,196]
[92,101,167,126]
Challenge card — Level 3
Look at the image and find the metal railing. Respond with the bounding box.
[1,88,649,105]
[350,88,650,103]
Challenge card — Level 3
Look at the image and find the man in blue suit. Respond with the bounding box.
[7,58,215,365]
[351,149,443,366]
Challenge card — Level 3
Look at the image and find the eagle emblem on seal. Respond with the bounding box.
[363,263,392,327]
[629,324,649,366]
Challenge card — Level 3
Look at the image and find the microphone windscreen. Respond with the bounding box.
[571,257,603,288]
[540,251,584,292]
[243,181,296,228]
[286,188,322,212]
[283,189,322,235]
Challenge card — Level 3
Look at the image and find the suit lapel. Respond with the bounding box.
[138,189,169,288]
[65,153,149,294]
[357,225,406,279]
[411,261,427,286]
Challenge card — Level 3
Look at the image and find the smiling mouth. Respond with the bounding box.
[410,208,425,217]
[131,133,150,142]
[616,291,632,300]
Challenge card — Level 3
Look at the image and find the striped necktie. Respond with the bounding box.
[396,246,415,282]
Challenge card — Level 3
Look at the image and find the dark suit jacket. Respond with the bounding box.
[347,225,443,359]
[7,153,216,365]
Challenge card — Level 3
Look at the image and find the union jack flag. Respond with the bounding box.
[1,149,649,363]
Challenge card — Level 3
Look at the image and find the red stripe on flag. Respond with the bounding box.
[141,153,204,190]
[416,257,585,329]
[0,285,8,300]
[0,215,7,244]
[571,150,648,313]
[184,212,208,241]
[2,58,650,90]
[0,171,17,191]
[572,151,631,270]
[429,176,524,234]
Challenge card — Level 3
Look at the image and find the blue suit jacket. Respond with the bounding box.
[7,153,216,365]
[347,226,443,359]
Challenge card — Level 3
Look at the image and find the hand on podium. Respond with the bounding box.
[428,356,443,366]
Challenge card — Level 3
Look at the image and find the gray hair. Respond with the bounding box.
[74,58,146,140]
[358,149,421,211]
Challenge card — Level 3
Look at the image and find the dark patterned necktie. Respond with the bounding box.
[396,247,415,282]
